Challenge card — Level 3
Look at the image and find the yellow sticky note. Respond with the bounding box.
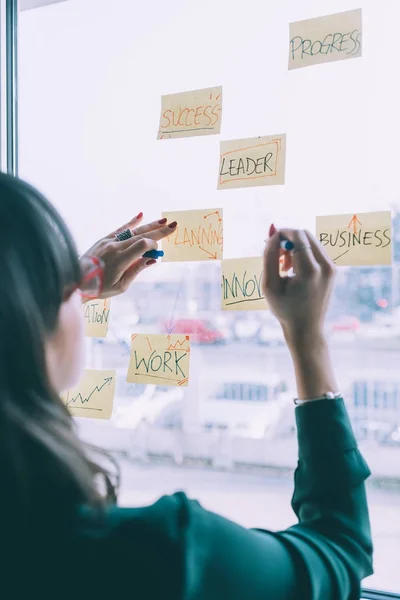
[128,334,190,387]
[61,369,116,420]
[289,9,362,70]
[83,299,111,338]
[157,86,222,139]
[222,257,267,311]
[162,208,223,262]
[316,211,392,266]
[218,135,286,190]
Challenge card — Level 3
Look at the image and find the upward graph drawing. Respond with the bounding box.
[65,377,113,411]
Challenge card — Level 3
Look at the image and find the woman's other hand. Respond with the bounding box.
[81,213,177,299]
[262,227,336,344]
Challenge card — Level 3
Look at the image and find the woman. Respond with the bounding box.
[0,173,372,599]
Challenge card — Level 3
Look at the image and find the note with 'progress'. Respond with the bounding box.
[218,134,286,190]
[127,334,191,387]
[162,208,223,262]
[316,211,392,266]
[221,257,267,311]
[61,369,116,420]
[289,9,362,70]
[157,86,222,139]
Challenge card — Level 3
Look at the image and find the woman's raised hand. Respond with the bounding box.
[262,227,336,344]
[81,213,177,299]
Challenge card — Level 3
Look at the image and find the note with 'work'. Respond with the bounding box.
[61,369,116,420]
[162,208,223,262]
[218,135,286,190]
[83,299,111,338]
[316,211,392,266]
[127,334,191,387]
[157,86,222,139]
[221,257,267,311]
[289,9,362,70]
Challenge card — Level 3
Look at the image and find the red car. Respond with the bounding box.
[165,319,226,345]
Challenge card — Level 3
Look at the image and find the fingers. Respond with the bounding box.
[263,231,282,292]
[133,221,177,243]
[119,257,156,290]
[132,217,168,236]
[106,213,144,239]
[279,228,319,277]
[304,230,335,274]
[118,237,158,271]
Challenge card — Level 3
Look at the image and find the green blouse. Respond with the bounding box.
[72,398,372,599]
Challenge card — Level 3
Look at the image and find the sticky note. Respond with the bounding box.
[162,208,223,262]
[316,211,392,266]
[221,257,267,311]
[83,299,111,338]
[157,86,222,139]
[61,369,116,419]
[289,9,362,70]
[127,334,190,387]
[218,135,286,190]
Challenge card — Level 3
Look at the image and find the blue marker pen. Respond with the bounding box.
[280,240,294,251]
[143,249,164,259]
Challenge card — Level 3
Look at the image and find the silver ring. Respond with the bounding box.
[115,229,133,242]
[293,244,312,254]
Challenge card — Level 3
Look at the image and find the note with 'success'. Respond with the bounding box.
[316,211,392,266]
[127,334,191,387]
[157,86,222,139]
[162,208,223,262]
[83,299,111,338]
[218,135,286,190]
[61,369,116,420]
[221,257,267,311]
[289,9,362,70]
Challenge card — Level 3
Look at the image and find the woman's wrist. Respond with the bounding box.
[283,324,327,355]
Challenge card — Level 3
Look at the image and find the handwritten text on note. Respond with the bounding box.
[127,334,191,387]
[218,135,286,190]
[157,86,222,139]
[221,257,267,311]
[162,208,223,262]
[61,369,116,420]
[289,9,362,70]
[316,211,392,266]
[84,299,110,338]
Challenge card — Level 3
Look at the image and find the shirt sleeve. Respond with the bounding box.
[173,398,373,600]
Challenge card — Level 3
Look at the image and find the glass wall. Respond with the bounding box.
[19,0,400,591]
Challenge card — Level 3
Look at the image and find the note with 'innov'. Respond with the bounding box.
[221,257,267,311]
[316,211,392,266]
[61,369,116,420]
[127,334,191,387]
[218,135,286,190]
[162,208,223,262]
[289,9,362,70]
[157,86,222,139]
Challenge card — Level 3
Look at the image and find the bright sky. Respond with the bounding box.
[18,0,400,266]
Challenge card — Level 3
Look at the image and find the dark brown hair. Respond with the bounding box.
[0,173,118,534]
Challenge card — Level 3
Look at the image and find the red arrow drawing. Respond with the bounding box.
[203,211,222,222]
[198,246,218,259]
[347,214,362,234]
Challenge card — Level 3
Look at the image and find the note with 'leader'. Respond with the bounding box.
[221,257,267,311]
[289,9,362,70]
[162,208,223,262]
[83,299,111,338]
[61,369,116,420]
[218,135,286,190]
[157,86,222,139]
[316,211,392,266]
[127,334,191,387]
